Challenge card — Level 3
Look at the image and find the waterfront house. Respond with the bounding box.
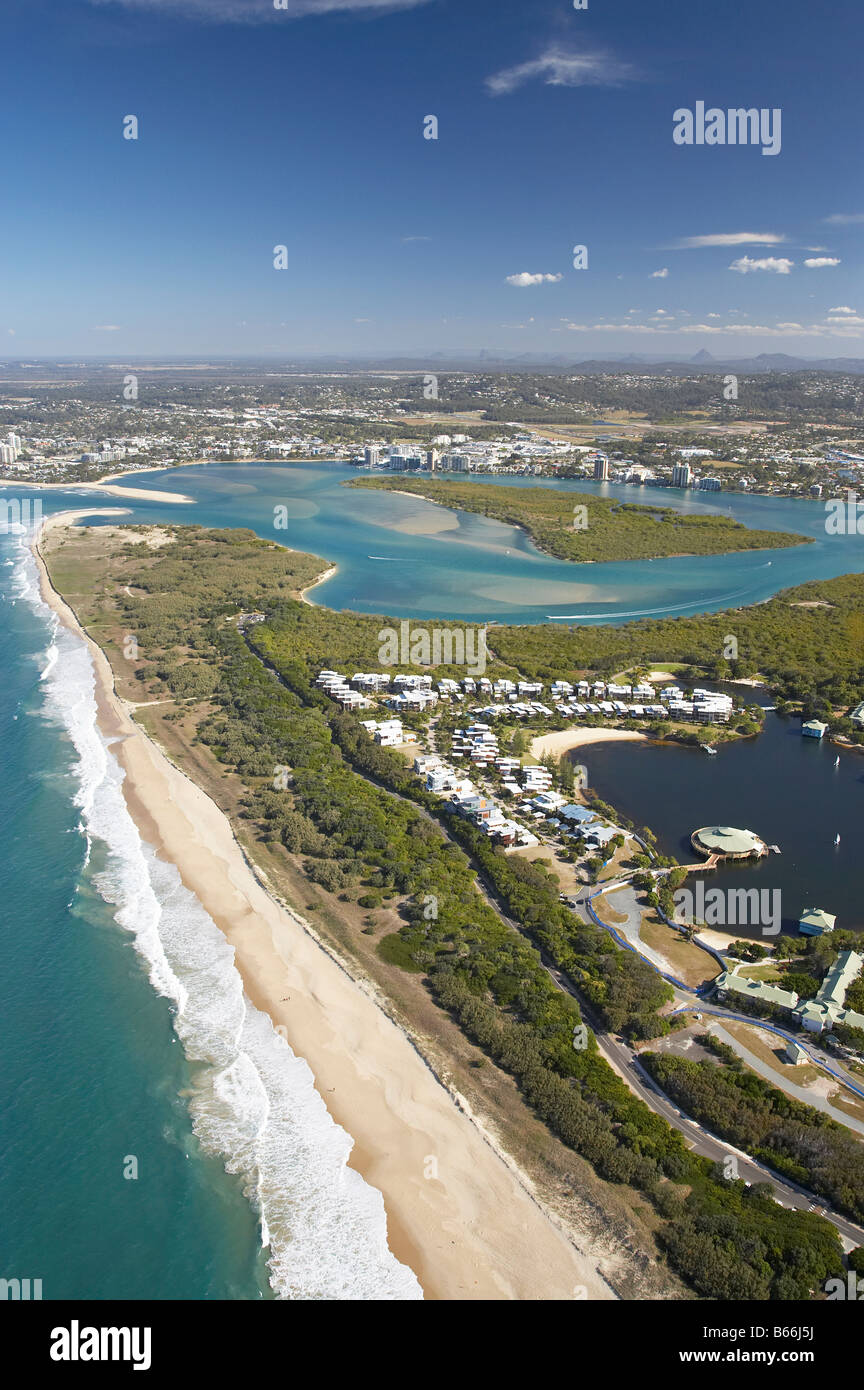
[850,701,864,729]
[799,907,836,936]
[584,825,620,852]
[557,804,599,829]
[802,719,828,739]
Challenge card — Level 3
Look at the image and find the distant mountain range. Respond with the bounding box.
[314,350,864,375]
[2,353,863,378]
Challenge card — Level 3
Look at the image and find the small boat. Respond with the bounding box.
[834,756,840,767]
[769,844,781,854]
[834,833,841,846]
[700,744,717,755]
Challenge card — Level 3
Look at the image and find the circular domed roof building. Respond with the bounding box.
[691,825,767,860]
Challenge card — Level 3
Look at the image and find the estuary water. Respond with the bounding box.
[0,459,861,1297]
[578,706,864,939]
[85,461,864,624]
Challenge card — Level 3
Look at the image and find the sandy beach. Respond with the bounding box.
[33,513,616,1303]
[0,474,195,504]
[531,727,649,760]
[696,927,753,953]
[299,563,338,604]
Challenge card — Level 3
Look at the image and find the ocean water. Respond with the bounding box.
[0,534,420,1300]
[1,460,863,1300]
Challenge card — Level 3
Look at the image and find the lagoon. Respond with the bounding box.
[579,706,864,938]
[44,461,864,626]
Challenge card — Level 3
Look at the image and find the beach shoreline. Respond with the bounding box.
[531,727,649,760]
[0,473,195,504]
[32,512,617,1303]
[299,563,338,604]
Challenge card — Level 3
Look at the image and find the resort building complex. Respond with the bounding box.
[716,951,864,1036]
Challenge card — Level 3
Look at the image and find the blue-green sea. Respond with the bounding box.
[1,461,862,1299]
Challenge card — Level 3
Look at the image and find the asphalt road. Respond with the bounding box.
[258,656,864,1248]
[552,899,864,1247]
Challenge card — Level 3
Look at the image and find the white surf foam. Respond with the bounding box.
[15,540,422,1301]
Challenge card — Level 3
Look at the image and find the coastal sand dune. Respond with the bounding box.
[33,515,616,1303]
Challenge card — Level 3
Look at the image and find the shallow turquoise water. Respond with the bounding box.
[1,460,860,1299]
[96,462,864,624]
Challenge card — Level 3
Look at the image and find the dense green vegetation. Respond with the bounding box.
[490,573,864,723]
[350,475,808,562]
[139,519,864,726]
[55,522,850,1301]
[386,368,864,426]
[643,1046,864,1225]
[251,625,675,1042]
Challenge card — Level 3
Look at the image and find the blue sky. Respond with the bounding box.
[1,0,861,358]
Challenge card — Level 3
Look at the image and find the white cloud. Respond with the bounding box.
[650,267,669,278]
[827,314,864,326]
[824,213,864,225]
[505,271,563,287]
[90,0,424,18]
[401,235,431,242]
[670,232,786,249]
[804,257,840,268]
[486,45,637,96]
[729,256,793,275]
[7,329,14,336]
[92,324,122,331]
[829,306,856,314]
